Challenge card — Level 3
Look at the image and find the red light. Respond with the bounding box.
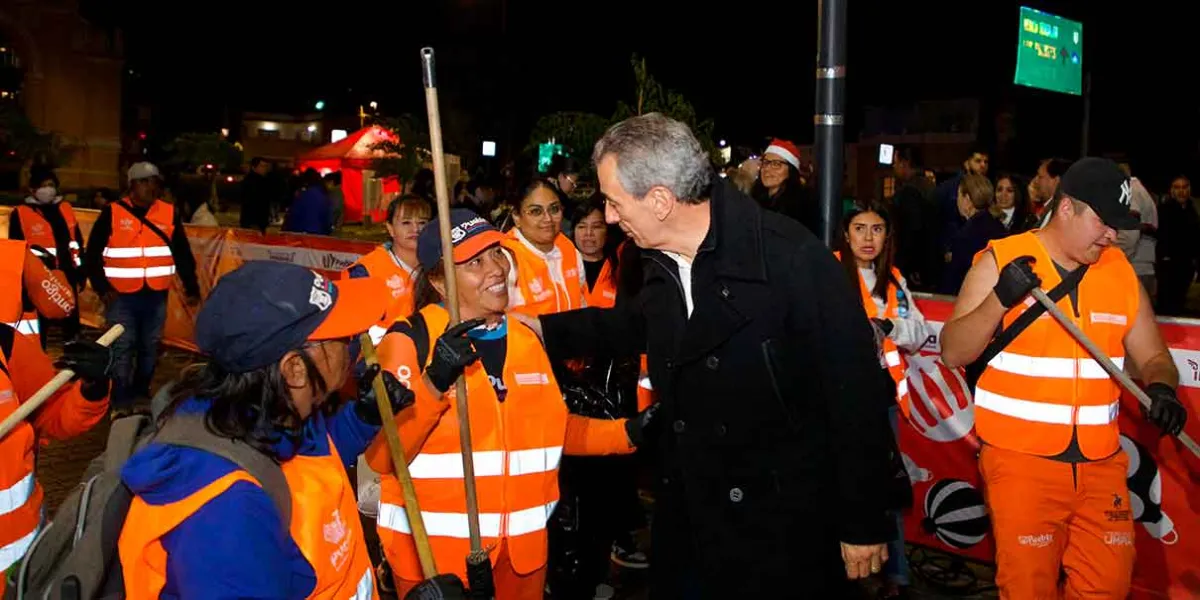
[137,131,147,140]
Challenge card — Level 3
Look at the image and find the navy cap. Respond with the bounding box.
[1059,157,1139,230]
[195,261,389,373]
[416,208,506,270]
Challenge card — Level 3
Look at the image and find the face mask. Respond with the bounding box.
[33,186,58,204]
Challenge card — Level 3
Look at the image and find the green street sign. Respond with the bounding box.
[1014,7,1083,96]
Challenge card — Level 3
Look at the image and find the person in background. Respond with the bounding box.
[502,179,586,317]
[837,201,930,599]
[935,146,990,250]
[995,174,1035,234]
[1031,158,1071,228]
[751,138,815,232]
[93,187,117,210]
[346,194,431,343]
[939,174,1006,295]
[1115,163,1157,298]
[282,168,332,236]
[1155,175,1200,315]
[8,165,86,343]
[325,172,345,232]
[547,155,581,233]
[408,168,436,203]
[891,146,940,290]
[239,157,273,233]
[573,195,621,308]
[84,162,201,416]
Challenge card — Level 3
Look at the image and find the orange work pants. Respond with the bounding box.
[391,540,546,600]
[980,445,1135,599]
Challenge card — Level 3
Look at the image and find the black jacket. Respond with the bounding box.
[540,181,896,597]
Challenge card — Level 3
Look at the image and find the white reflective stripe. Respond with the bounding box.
[989,351,1123,380]
[1077,401,1120,425]
[407,451,506,479]
[351,566,374,600]
[377,501,557,539]
[973,388,1074,425]
[0,472,35,515]
[0,526,36,572]
[368,324,388,346]
[68,241,80,250]
[896,378,909,399]
[885,350,901,368]
[507,446,563,477]
[144,265,176,278]
[8,319,40,336]
[142,245,173,258]
[102,247,144,258]
[638,377,653,391]
[32,247,56,256]
[73,256,82,267]
[104,266,146,278]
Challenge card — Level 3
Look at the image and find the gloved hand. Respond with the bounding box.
[402,573,468,600]
[354,363,415,426]
[993,255,1041,308]
[427,318,485,393]
[54,340,113,402]
[1143,382,1188,437]
[624,403,660,448]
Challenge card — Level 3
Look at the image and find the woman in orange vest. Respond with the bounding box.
[368,209,655,598]
[836,201,931,599]
[117,261,427,599]
[572,195,619,309]
[346,194,432,343]
[7,166,86,344]
[502,180,586,317]
[0,324,110,595]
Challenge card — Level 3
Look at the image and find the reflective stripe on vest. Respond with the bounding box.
[974,389,1119,426]
[0,472,34,516]
[103,265,177,279]
[406,446,564,479]
[0,528,36,572]
[377,500,558,539]
[4,317,39,336]
[988,351,1124,380]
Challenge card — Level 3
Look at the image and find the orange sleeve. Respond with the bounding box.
[21,251,74,319]
[364,329,450,475]
[563,415,634,456]
[8,330,108,441]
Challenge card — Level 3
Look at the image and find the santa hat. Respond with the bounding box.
[764,139,801,170]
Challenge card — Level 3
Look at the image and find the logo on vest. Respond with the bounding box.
[1018,533,1054,548]
[30,222,45,236]
[324,508,353,571]
[529,278,544,294]
[514,372,549,386]
[386,274,406,298]
[0,389,12,405]
[119,217,135,232]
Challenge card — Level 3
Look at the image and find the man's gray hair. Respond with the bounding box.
[592,113,713,204]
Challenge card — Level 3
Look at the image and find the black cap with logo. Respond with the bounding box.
[1058,157,1139,230]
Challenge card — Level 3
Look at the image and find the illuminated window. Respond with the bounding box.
[883,176,895,199]
[257,129,279,139]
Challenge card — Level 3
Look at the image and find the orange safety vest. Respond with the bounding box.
[502,231,584,317]
[16,202,82,270]
[974,231,1138,459]
[376,304,568,581]
[103,200,177,293]
[0,343,41,576]
[350,245,417,344]
[0,240,39,337]
[119,436,376,599]
[836,252,912,418]
[581,259,617,308]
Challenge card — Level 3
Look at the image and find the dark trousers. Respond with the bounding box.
[1155,260,1194,316]
[105,289,168,409]
[36,303,82,349]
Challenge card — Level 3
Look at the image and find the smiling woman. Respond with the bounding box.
[502,179,587,317]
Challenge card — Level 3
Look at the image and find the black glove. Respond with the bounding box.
[427,318,485,393]
[354,363,416,426]
[993,255,1041,308]
[1143,382,1188,437]
[54,340,112,402]
[403,573,468,600]
[624,403,660,448]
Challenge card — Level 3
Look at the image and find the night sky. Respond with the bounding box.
[82,0,1197,186]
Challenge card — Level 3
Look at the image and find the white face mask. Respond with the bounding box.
[33,186,58,204]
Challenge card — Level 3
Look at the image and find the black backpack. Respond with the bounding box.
[5,410,292,600]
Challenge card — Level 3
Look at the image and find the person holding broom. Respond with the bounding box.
[368,209,655,598]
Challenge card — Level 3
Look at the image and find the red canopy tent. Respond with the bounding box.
[296,125,402,223]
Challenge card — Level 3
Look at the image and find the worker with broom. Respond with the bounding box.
[367,209,654,598]
[941,157,1188,598]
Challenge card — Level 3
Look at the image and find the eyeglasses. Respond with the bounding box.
[523,204,562,218]
[760,158,790,171]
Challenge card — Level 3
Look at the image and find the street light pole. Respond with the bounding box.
[814,0,848,248]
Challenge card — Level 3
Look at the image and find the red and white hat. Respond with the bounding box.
[764,139,801,170]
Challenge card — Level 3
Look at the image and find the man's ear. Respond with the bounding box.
[649,186,675,221]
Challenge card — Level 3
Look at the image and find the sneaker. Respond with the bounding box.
[610,541,649,569]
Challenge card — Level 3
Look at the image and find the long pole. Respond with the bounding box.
[1031,289,1200,458]
[814,0,848,248]
[1080,72,1092,157]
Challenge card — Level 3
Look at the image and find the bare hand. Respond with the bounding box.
[840,542,888,580]
[510,312,543,341]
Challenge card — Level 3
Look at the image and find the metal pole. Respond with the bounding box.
[1080,72,1092,158]
[815,0,848,248]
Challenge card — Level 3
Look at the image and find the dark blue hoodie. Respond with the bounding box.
[120,397,379,599]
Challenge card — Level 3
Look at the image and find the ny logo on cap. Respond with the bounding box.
[1118,180,1132,207]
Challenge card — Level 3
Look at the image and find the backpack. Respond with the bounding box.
[5,410,293,600]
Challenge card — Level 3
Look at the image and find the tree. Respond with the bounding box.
[0,105,80,170]
[367,114,427,183]
[164,133,244,210]
[525,111,611,161]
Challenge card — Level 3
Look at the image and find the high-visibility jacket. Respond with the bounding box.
[502,230,584,317]
[836,252,912,418]
[16,202,82,270]
[0,346,38,576]
[0,240,39,337]
[119,437,376,599]
[349,245,416,344]
[974,231,1138,459]
[375,304,569,581]
[581,258,617,309]
[103,200,177,293]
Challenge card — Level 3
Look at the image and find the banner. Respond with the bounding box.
[902,296,1200,599]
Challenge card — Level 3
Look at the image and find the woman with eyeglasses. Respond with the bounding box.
[501,179,587,317]
[836,202,931,600]
[751,138,817,232]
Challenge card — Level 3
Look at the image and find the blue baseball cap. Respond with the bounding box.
[417,208,506,270]
[195,261,389,373]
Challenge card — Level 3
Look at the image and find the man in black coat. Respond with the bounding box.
[518,114,896,597]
